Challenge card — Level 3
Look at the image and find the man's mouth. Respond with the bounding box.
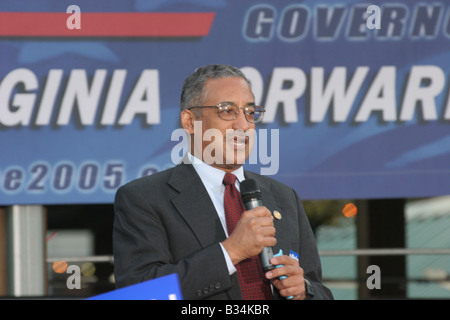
[233,136,246,146]
[225,129,254,151]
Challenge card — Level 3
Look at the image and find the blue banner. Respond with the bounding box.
[86,273,182,300]
[1,0,449,205]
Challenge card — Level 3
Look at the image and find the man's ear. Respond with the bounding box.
[181,110,196,134]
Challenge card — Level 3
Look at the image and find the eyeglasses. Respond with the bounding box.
[187,102,265,123]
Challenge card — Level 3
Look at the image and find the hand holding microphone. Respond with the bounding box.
[240,180,310,300]
[240,179,275,272]
[221,179,276,267]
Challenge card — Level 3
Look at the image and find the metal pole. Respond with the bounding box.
[43,248,450,264]
[47,255,114,263]
[6,205,46,296]
[319,248,450,256]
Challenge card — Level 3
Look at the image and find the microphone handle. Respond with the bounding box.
[243,199,275,272]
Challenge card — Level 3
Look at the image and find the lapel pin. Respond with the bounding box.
[273,210,282,220]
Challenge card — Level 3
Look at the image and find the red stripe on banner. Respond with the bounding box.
[0,12,215,37]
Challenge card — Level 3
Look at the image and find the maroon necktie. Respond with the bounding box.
[223,173,273,300]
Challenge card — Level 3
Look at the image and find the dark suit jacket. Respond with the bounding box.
[113,162,333,300]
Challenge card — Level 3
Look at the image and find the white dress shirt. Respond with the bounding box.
[188,152,245,275]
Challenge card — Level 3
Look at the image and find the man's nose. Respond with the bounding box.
[232,108,252,130]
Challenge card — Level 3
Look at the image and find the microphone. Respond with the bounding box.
[240,179,275,272]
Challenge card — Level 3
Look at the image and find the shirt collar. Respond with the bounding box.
[188,152,245,189]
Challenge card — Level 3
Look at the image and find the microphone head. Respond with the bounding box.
[240,179,262,203]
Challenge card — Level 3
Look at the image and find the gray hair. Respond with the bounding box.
[180,64,251,112]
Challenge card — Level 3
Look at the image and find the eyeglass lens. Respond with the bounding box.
[218,103,263,123]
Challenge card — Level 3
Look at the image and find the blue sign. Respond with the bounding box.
[1,0,449,205]
[86,273,182,300]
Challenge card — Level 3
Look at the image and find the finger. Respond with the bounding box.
[262,235,277,248]
[244,206,272,218]
[281,288,306,300]
[255,229,277,245]
[260,225,276,237]
[270,255,298,266]
[266,263,303,280]
[244,215,273,230]
[258,216,275,227]
[267,274,300,296]
[267,273,306,300]
[265,266,287,280]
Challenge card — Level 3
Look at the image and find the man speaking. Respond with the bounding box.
[113,64,333,300]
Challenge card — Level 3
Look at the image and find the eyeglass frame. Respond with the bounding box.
[187,102,266,123]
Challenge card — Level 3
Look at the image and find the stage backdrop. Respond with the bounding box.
[1,0,450,205]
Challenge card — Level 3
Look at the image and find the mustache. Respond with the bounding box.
[224,128,255,141]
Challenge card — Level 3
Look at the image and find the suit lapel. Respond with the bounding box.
[169,166,288,254]
[244,170,286,213]
[168,163,227,248]
[244,171,288,256]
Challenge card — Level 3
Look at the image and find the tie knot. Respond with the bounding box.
[223,173,237,186]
